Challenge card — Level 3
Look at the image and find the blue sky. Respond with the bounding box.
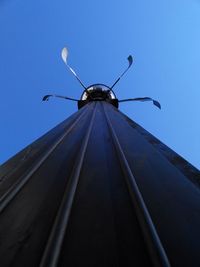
[0,0,200,169]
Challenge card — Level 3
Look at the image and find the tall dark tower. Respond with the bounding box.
[0,48,200,267]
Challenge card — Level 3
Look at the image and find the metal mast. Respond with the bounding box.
[0,48,200,267]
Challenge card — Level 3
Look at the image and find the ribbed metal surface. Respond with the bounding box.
[0,102,200,267]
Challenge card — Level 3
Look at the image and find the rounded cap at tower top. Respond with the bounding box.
[81,84,116,101]
[78,83,118,109]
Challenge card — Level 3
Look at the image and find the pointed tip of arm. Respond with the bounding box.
[127,55,133,66]
[153,100,161,109]
[42,95,53,101]
[61,47,68,64]
[119,97,161,109]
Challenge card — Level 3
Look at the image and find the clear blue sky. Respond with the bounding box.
[0,0,200,169]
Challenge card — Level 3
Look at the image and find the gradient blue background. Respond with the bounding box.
[0,0,199,168]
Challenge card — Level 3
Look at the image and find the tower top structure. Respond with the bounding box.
[0,46,200,267]
[42,47,161,110]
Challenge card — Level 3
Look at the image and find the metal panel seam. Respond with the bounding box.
[39,103,97,267]
[0,106,89,214]
[102,102,171,267]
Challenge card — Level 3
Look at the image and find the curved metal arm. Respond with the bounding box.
[110,55,133,89]
[61,47,87,89]
[119,97,161,109]
[42,94,78,102]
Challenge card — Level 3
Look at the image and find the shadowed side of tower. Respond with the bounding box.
[0,101,200,267]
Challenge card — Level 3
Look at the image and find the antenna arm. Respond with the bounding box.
[42,94,78,102]
[110,77,120,90]
[110,55,133,89]
[66,65,87,89]
[61,47,87,89]
[119,97,161,109]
